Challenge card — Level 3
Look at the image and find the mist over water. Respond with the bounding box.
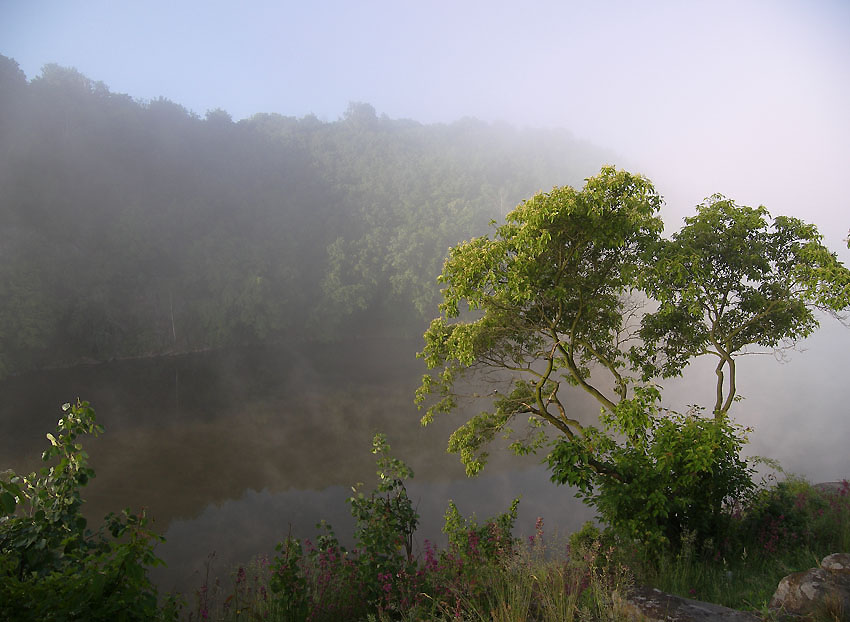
[3,319,847,593]
[1,1,849,600]
[0,338,597,593]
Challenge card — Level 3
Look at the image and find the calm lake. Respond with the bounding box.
[2,324,848,595]
[1,337,597,594]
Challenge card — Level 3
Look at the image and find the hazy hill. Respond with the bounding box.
[0,54,615,377]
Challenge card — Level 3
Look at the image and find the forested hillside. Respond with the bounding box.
[0,54,612,377]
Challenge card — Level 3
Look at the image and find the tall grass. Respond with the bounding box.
[457,520,632,622]
[185,518,631,621]
[628,477,850,613]
[184,477,849,621]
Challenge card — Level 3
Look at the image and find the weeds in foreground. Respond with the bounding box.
[7,405,849,621]
[186,433,634,621]
[627,477,850,613]
[188,476,850,622]
[0,401,179,622]
[189,516,632,622]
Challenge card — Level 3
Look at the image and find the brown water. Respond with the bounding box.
[3,323,848,595]
[0,338,594,594]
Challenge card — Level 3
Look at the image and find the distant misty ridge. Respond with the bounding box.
[0,54,613,378]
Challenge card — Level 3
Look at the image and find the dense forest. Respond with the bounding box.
[0,54,614,378]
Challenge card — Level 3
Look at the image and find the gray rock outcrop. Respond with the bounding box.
[769,553,850,619]
[615,586,761,622]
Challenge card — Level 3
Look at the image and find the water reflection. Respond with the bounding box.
[0,338,594,594]
[2,324,848,596]
[152,465,596,594]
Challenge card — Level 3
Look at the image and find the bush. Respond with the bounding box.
[442,497,519,564]
[735,476,850,556]
[264,433,421,620]
[0,400,176,622]
[347,433,419,571]
[624,476,850,612]
[549,402,756,552]
[257,434,524,621]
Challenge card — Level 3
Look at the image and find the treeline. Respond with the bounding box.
[0,54,612,377]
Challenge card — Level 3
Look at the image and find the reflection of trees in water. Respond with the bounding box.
[0,337,595,594]
[151,465,596,595]
[83,382,473,525]
[0,339,551,528]
[3,327,849,594]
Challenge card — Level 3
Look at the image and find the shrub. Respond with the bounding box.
[347,433,419,570]
[550,404,756,552]
[0,400,175,622]
[265,433,421,620]
[735,476,850,556]
[443,497,519,563]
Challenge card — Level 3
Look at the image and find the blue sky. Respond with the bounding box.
[2,0,849,251]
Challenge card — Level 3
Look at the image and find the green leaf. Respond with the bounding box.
[0,490,16,514]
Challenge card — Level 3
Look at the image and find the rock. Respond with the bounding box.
[769,553,850,619]
[614,586,761,622]
[821,553,850,574]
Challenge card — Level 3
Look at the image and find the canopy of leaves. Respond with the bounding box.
[417,167,664,475]
[637,195,850,415]
[417,172,850,548]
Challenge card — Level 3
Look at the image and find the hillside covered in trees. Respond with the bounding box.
[0,54,615,378]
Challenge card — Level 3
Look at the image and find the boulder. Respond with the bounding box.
[821,553,850,574]
[769,553,850,619]
[614,586,761,622]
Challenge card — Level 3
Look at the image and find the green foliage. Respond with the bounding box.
[456,526,632,622]
[194,474,850,620]
[443,497,520,563]
[196,496,640,622]
[183,424,848,621]
[0,400,103,577]
[638,194,850,416]
[568,521,605,561]
[263,433,420,619]
[347,433,419,569]
[735,477,850,555]
[417,166,664,474]
[627,477,850,613]
[0,400,175,621]
[418,168,850,553]
[269,537,309,620]
[256,440,526,621]
[0,54,613,377]
[550,406,755,550]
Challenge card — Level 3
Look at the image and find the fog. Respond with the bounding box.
[1,0,849,594]
[4,1,848,252]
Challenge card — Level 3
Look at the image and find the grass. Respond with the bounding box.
[629,477,850,615]
[180,477,850,621]
[183,519,632,621]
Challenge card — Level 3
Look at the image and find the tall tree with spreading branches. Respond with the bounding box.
[416,167,850,545]
[416,166,663,477]
[636,195,850,418]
